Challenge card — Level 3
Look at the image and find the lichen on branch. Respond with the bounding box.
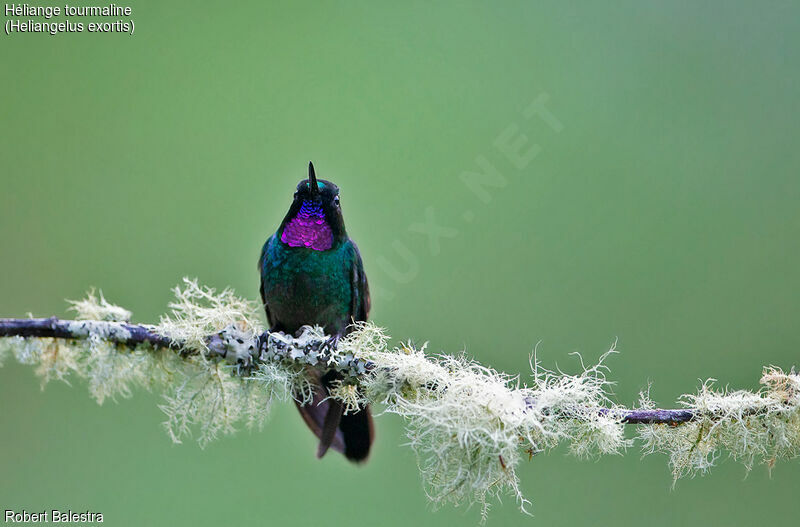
[0,279,798,520]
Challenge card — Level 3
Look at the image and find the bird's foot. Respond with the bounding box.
[319,334,340,356]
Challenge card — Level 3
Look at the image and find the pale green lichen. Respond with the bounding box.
[0,338,9,367]
[249,360,315,406]
[328,380,364,415]
[638,367,800,481]
[360,338,627,518]
[158,349,315,446]
[156,278,263,352]
[159,356,271,446]
[68,288,132,322]
[3,325,169,402]
[1,280,798,521]
[15,337,85,387]
[85,338,170,404]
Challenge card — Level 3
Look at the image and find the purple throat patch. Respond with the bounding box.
[281,200,333,251]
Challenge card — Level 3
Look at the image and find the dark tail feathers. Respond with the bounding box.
[294,370,374,462]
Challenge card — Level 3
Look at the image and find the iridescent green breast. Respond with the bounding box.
[259,234,354,335]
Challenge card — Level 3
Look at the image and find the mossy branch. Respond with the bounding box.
[0,280,797,520]
[0,317,174,347]
[0,317,701,425]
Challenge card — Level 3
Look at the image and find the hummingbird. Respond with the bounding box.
[258,162,374,462]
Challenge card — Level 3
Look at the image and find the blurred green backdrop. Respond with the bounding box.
[2,1,799,525]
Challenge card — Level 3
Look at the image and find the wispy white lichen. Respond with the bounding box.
[85,338,164,404]
[68,288,132,322]
[0,337,10,367]
[13,336,85,387]
[1,280,798,521]
[156,278,263,352]
[638,368,800,481]
[358,337,627,518]
[159,356,272,446]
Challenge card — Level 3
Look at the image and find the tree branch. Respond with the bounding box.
[1,276,797,520]
[0,317,173,347]
[0,317,697,424]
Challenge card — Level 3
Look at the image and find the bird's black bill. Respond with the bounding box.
[308,161,319,196]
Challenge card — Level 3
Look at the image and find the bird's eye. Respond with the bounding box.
[334,196,340,206]
[293,191,298,199]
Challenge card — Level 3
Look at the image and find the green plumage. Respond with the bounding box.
[257,163,373,462]
[258,236,367,336]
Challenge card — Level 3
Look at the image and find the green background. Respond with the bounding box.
[2,1,799,525]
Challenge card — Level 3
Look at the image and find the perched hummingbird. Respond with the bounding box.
[258,162,373,462]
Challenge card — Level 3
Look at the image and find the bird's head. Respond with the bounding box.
[279,162,346,251]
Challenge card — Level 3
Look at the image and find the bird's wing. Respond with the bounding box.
[349,240,370,324]
[258,237,275,328]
